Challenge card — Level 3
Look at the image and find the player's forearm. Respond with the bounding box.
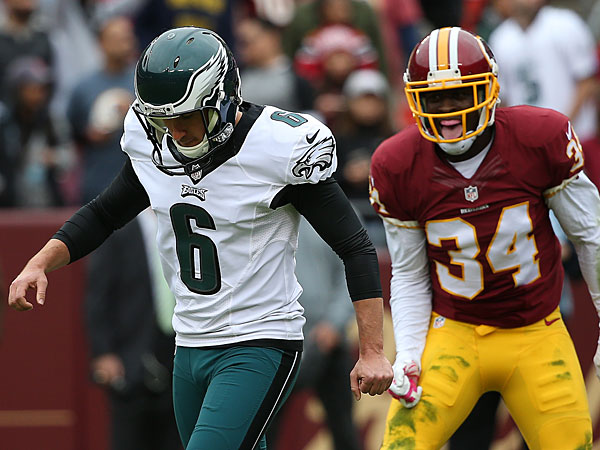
[383,220,432,363]
[24,239,71,273]
[353,297,386,356]
[287,179,383,300]
[547,172,600,314]
[390,276,432,364]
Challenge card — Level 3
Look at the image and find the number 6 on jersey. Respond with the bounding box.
[170,203,222,295]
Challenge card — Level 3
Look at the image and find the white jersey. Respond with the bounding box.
[489,6,598,140]
[121,104,337,347]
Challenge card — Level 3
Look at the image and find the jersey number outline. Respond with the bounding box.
[425,202,541,300]
[270,111,308,127]
[566,134,584,173]
[170,203,221,295]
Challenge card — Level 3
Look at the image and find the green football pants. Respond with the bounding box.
[173,345,301,450]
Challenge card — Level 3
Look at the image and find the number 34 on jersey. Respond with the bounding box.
[426,202,540,300]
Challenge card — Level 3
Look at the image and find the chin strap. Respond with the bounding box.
[438,135,476,155]
[175,136,210,158]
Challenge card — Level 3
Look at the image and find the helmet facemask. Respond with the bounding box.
[147,108,222,158]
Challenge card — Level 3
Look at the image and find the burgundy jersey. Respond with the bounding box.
[370,106,585,327]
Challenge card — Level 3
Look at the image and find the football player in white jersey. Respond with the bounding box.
[8,27,393,449]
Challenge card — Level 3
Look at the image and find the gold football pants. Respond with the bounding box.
[381,308,592,449]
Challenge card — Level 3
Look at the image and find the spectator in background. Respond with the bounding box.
[236,16,314,112]
[283,0,387,77]
[335,69,393,200]
[66,15,137,204]
[0,101,15,207]
[460,0,487,32]
[0,0,53,103]
[85,208,181,450]
[249,0,296,27]
[418,0,462,29]
[294,23,380,128]
[35,0,102,120]
[294,23,379,85]
[474,0,513,41]
[377,0,423,133]
[334,69,393,247]
[585,0,600,187]
[0,57,74,207]
[489,0,599,142]
[0,263,5,339]
[380,0,423,75]
[582,89,600,188]
[132,0,236,50]
[588,0,600,44]
[268,218,362,450]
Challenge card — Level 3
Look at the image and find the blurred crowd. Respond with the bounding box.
[1,0,599,238]
[1,0,599,449]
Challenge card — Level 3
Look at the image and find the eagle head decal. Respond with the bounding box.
[292,135,335,179]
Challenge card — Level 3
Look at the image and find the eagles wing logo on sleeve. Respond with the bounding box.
[292,135,335,179]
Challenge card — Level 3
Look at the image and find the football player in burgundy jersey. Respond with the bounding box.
[370,26,600,449]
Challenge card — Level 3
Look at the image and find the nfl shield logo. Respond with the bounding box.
[464,185,478,202]
[190,164,203,182]
[433,316,445,328]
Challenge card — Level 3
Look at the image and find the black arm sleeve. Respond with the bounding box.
[53,158,150,263]
[273,178,382,301]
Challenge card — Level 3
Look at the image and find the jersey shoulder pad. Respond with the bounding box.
[371,125,423,179]
[249,106,337,185]
[496,106,569,147]
[496,106,584,185]
[370,126,424,220]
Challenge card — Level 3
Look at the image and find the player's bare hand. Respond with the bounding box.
[92,354,126,387]
[310,322,341,354]
[350,351,393,401]
[8,266,48,311]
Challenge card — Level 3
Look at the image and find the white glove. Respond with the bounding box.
[388,359,422,408]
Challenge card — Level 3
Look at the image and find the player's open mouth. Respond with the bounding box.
[439,119,463,139]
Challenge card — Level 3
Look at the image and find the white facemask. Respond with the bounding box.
[438,135,477,155]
